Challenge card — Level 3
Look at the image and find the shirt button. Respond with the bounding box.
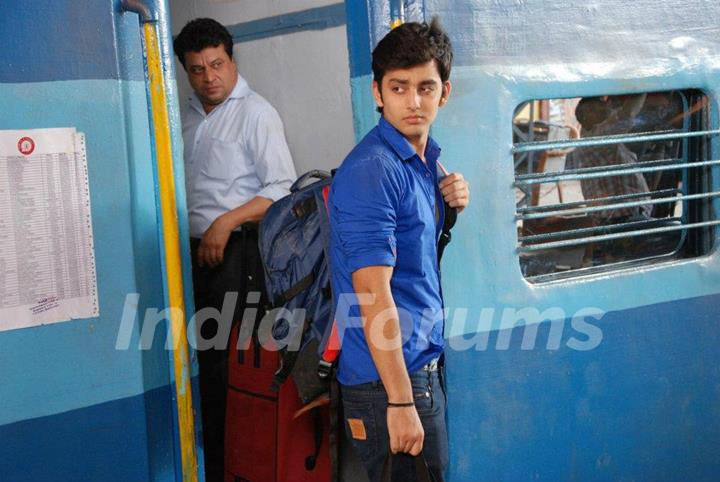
[425,173,430,178]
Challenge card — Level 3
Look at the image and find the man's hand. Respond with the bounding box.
[197,215,233,267]
[439,172,470,213]
[388,405,424,455]
[196,196,273,268]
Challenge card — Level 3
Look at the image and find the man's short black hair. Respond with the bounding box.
[372,17,453,85]
[173,18,233,70]
[575,97,612,131]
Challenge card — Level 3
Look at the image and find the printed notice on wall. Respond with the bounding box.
[0,128,98,331]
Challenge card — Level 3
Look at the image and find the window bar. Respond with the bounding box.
[517,188,680,214]
[519,217,683,244]
[515,159,720,185]
[517,157,677,181]
[512,128,720,154]
[517,191,720,221]
[518,219,720,252]
[525,250,681,282]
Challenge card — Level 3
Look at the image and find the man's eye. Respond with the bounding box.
[212,61,223,69]
[190,67,203,75]
[421,86,435,93]
[391,86,404,93]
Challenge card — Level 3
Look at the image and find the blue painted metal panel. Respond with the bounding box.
[446,294,720,481]
[425,0,720,71]
[0,0,191,480]
[0,384,178,482]
[344,1,375,140]
[348,75,378,141]
[0,79,171,422]
[0,0,144,83]
[344,0,373,79]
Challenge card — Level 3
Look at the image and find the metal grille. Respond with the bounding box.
[513,91,716,281]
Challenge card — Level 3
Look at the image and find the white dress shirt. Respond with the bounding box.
[182,74,297,237]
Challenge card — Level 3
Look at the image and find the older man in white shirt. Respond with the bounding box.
[174,17,296,481]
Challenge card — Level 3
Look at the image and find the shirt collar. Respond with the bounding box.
[189,72,250,114]
[377,116,441,164]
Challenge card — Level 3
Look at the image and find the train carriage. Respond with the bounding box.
[0,1,718,481]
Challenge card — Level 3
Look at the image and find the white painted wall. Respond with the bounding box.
[170,0,356,174]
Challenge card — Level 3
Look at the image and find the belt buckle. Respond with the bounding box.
[423,358,439,372]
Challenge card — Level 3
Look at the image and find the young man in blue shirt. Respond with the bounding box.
[329,18,469,482]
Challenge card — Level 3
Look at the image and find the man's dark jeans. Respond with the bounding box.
[341,367,449,482]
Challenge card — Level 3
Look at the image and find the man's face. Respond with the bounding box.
[372,60,451,145]
[184,44,238,113]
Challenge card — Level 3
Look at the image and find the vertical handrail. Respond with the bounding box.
[143,23,199,482]
[121,1,199,481]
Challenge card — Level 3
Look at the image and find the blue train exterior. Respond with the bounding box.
[0,1,200,480]
[345,1,720,481]
[1,1,719,481]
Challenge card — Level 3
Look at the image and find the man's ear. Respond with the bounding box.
[439,81,452,106]
[372,80,384,110]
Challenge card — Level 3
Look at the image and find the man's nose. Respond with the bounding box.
[408,90,421,110]
[203,68,214,83]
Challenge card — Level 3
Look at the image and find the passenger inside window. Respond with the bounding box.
[567,95,652,221]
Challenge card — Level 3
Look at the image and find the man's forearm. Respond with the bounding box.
[218,195,273,230]
[197,196,273,267]
[352,266,413,403]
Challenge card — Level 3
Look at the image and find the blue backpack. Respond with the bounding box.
[259,166,457,405]
[259,170,339,404]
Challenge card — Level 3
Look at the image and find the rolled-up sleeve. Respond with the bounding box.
[331,158,401,272]
[248,106,297,201]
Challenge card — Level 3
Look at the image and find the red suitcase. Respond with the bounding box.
[225,324,331,482]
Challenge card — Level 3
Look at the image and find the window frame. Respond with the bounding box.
[512,90,719,283]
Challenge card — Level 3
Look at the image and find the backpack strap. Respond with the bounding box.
[303,407,324,471]
[272,272,315,307]
[436,161,458,262]
[318,184,341,374]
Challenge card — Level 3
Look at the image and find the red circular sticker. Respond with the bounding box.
[18,137,35,156]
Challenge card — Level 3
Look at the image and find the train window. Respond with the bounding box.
[513,90,717,282]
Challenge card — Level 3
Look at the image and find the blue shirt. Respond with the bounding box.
[182,75,297,237]
[329,117,445,385]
